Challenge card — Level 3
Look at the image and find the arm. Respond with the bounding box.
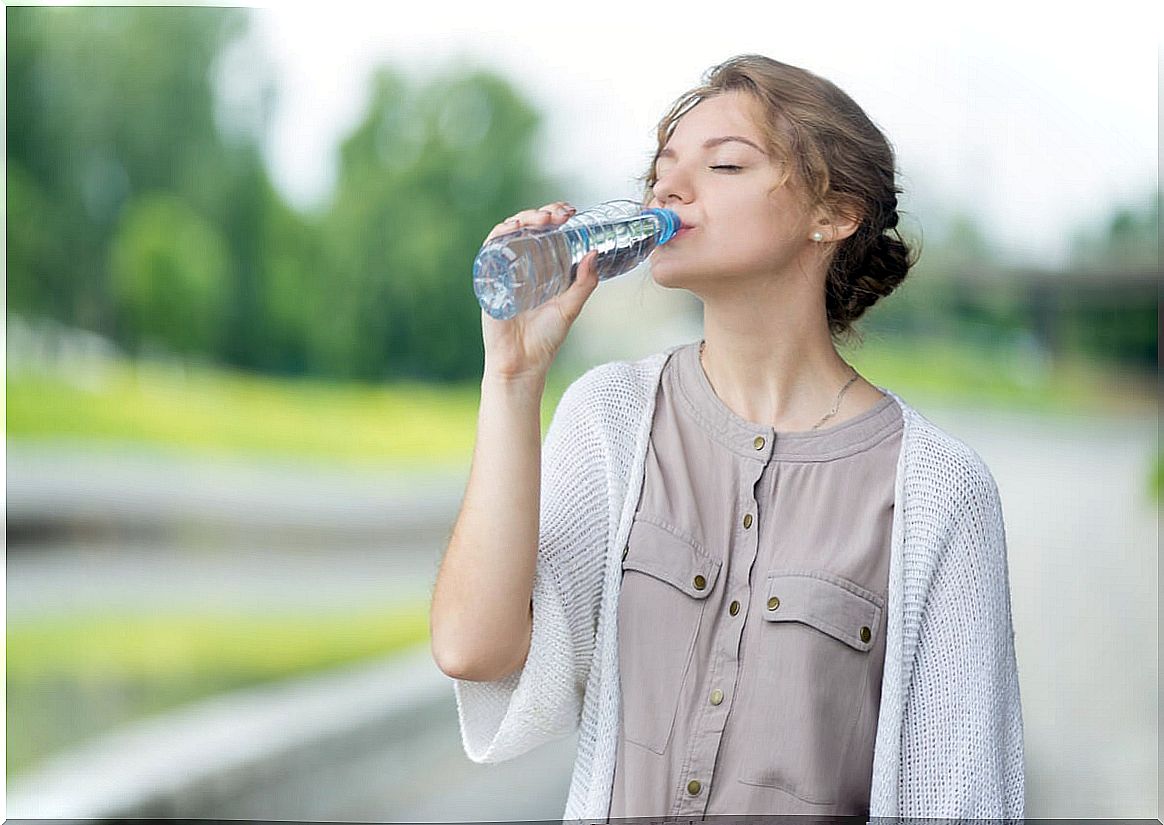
[446,368,610,763]
[431,371,545,682]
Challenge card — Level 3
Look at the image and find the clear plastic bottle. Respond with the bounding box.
[473,199,681,320]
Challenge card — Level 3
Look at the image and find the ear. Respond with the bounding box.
[812,197,863,244]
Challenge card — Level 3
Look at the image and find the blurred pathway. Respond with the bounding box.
[917,402,1157,818]
[6,443,468,618]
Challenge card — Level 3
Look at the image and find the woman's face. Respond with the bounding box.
[646,91,819,293]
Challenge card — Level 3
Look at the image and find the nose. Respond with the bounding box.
[651,166,691,208]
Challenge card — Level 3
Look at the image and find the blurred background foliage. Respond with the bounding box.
[6,5,1158,393]
[7,6,562,383]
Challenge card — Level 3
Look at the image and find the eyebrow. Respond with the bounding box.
[657,135,767,160]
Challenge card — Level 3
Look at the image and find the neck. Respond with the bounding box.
[698,302,862,431]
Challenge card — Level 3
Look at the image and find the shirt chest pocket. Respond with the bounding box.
[617,517,721,755]
[759,571,883,651]
[736,570,885,804]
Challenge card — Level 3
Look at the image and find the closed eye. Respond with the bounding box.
[710,165,742,172]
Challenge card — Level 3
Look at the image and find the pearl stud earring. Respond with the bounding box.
[811,231,824,242]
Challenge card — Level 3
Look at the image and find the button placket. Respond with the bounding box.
[681,440,770,816]
[678,457,762,819]
[689,455,762,816]
[680,629,732,815]
[681,436,774,819]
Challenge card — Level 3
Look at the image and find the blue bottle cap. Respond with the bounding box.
[642,208,681,245]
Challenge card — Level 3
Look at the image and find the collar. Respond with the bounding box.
[668,340,902,462]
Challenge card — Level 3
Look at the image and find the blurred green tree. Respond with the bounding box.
[107,192,231,355]
[1070,189,1159,271]
[6,161,70,319]
[5,6,306,376]
[861,207,1008,341]
[316,64,560,381]
[8,8,560,382]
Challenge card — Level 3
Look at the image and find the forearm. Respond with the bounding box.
[430,370,545,681]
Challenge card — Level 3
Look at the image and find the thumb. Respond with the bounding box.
[557,250,600,320]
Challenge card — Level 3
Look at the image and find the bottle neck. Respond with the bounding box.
[643,207,680,244]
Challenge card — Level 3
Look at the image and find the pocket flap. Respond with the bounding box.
[622,518,721,599]
[761,571,883,651]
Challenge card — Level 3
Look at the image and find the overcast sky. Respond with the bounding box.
[230,0,1160,268]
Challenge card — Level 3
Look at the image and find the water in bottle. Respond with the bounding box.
[473,199,681,320]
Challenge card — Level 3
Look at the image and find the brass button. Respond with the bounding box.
[622,545,628,562]
[729,600,740,616]
[860,626,871,643]
[709,688,724,705]
[687,779,702,796]
[753,435,765,450]
[743,513,754,529]
[767,596,780,610]
[693,574,706,590]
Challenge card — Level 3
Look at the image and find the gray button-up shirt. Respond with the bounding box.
[609,340,903,818]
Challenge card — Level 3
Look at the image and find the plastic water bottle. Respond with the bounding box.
[473,199,681,320]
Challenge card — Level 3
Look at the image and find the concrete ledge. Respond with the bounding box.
[7,644,453,819]
[6,442,467,541]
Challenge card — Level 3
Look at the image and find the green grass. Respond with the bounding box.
[842,333,1154,416]
[7,601,431,777]
[5,357,577,469]
[7,603,431,681]
[6,337,1155,470]
[6,361,484,469]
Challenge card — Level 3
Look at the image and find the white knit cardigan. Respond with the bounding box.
[452,344,1025,822]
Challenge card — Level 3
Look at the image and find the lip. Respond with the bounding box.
[672,226,696,239]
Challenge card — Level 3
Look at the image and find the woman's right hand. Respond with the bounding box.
[480,201,601,384]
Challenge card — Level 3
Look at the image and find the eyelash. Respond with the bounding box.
[653,164,742,181]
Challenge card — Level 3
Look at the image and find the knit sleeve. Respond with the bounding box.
[450,368,609,764]
[898,457,1025,821]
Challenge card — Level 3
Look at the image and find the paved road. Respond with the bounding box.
[920,403,1158,819]
[6,401,1159,819]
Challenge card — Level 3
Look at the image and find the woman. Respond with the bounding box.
[430,54,1025,822]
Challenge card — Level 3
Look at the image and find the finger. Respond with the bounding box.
[490,210,550,238]
[488,209,543,240]
[538,202,575,216]
[528,207,560,226]
[486,218,523,242]
[487,204,575,241]
[514,204,573,224]
[530,205,576,229]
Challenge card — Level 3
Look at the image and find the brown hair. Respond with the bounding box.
[637,54,919,346]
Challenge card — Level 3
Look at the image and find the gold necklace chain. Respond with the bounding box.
[698,339,859,431]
